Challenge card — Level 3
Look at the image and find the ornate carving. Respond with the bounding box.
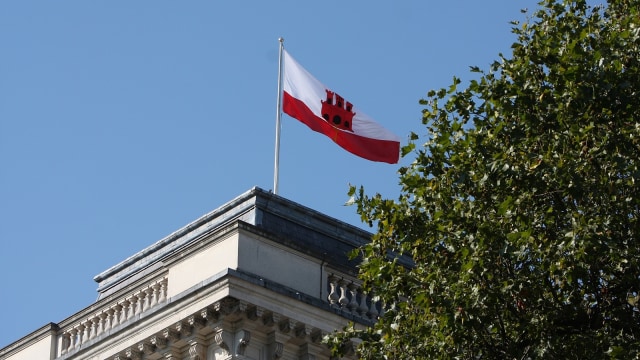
[188,315,206,330]
[138,341,155,355]
[262,311,274,327]
[278,318,296,334]
[215,297,239,315]
[188,341,205,360]
[272,341,284,359]
[163,327,180,343]
[241,301,258,320]
[214,328,230,354]
[125,347,143,360]
[99,297,340,360]
[150,334,167,349]
[235,329,251,355]
[200,307,218,324]
[294,325,305,338]
[161,348,181,360]
[175,320,192,338]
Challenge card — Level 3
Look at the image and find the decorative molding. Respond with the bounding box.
[272,341,284,359]
[138,341,155,355]
[160,347,181,360]
[200,307,218,325]
[235,329,251,356]
[188,340,205,360]
[150,334,167,350]
[175,320,192,338]
[188,314,206,331]
[102,297,338,360]
[125,347,143,360]
[214,327,231,354]
[56,276,169,357]
[262,311,274,327]
[163,327,180,343]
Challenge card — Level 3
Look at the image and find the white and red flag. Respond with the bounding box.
[282,50,400,164]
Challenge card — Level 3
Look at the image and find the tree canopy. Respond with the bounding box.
[327,0,640,358]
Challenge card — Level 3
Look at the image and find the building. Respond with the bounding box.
[0,187,380,360]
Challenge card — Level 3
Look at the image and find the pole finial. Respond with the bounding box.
[278,37,284,43]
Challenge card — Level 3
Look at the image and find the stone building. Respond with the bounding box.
[0,187,380,360]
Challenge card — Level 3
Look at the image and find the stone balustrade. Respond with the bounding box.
[326,272,383,321]
[57,277,168,357]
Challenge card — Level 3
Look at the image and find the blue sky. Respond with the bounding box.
[0,1,542,347]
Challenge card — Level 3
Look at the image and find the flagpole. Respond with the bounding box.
[273,37,284,195]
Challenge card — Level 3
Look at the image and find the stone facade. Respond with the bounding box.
[0,187,378,360]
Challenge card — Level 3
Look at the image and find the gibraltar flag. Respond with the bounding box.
[282,50,401,164]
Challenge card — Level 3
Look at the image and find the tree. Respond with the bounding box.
[326,1,640,358]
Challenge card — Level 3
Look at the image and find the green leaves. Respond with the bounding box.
[327,1,640,359]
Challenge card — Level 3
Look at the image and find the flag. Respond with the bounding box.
[282,50,401,164]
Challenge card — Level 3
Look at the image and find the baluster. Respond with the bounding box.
[159,279,168,303]
[89,318,97,340]
[327,275,339,305]
[75,325,84,348]
[142,288,151,311]
[61,332,71,354]
[368,292,379,319]
[119,302,127,324]
[104,309,114,331]
[70,328,78,350]
[128,296,137,318]
[338,280,349,309]
[149,285,158,307]
[82,321,90,344]
[358,289,369,316]
[96,313,106,337]
[136,291,145,314]
[347,283,359,313]
[120,299,131,324]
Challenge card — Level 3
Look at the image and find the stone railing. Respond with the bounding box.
[56,277,168,357]
[326,272,383,321]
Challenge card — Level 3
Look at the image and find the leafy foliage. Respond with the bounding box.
[326,1,640,358]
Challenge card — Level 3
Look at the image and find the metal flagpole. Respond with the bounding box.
[273,37,284,195]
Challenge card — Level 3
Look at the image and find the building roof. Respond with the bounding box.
[93,186,372,299]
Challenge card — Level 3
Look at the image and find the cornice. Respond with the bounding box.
[0,323,58,359]
[93,187,373,297]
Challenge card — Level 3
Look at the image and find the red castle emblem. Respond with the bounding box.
[321,90,355,132]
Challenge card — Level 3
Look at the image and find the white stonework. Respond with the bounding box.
[0,187,376,360]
